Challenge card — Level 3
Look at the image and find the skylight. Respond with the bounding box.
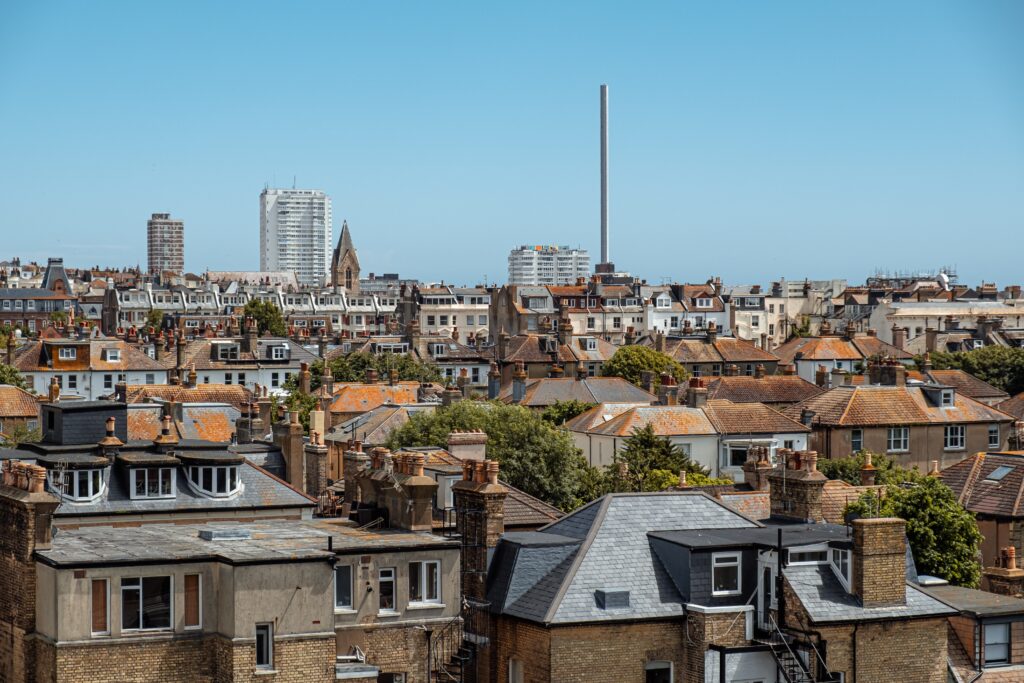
[985,466,1014,482]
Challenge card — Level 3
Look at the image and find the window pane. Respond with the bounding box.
[121,586,141,630]
[216,468,227,493]
[147,469,160,496]
[229,467,238,491]
[256,624,273,667]
[335,566,352,608]
[713,565,738,593]
[426,562,439,602]
[160,469,172,495]
[141,576,171,629]
[380,570,395,611]
[202,468,213,491]
[134,470,146,497]
[409,562,422,602]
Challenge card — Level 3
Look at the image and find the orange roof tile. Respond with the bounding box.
[328,382,420,415]
[0,385,39,418]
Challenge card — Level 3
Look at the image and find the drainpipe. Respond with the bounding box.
[776,528,785,629]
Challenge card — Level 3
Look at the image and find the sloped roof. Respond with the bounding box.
[783,385,1015,427]
[0,385,40,418]
[503,483,563,528]
[655,337,778,365]
[774,335,911,364]
[908,370,1009,402]
[562,403,652,432]
[821,480,883,525]
[326,404,437,445]
[704,399,810,435]
[488,492,758,624]
[125,384,253,410]
[502,335,575,365]
[940,451,1024,518]
[580,405,717,437]
[706,375,823,405]
[501,377,657,407]
[328,382,420,415]
[997,392,1024,420]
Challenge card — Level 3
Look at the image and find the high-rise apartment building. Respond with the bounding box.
[507,245,590,285]
[147,213,184,276]
[259,188,333,287]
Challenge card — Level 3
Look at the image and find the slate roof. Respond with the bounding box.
[783,385,1015,427]
[705,375,823,406]
[500,377,657,407]
[921,584,1024,617]
[326,404,438,445]
[503,484,563,528]
[0,385,40,418]
[487,492,758,624]
[154,337,317,371]
[783,565,955,624]
[704,399,810,435]
[939,451,1024,518]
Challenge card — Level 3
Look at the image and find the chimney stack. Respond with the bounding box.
[891,324,906,351]
[511,361,527,403]
[453,458,508,603]
[599,84,610,267]
[487,361,501,400]
[852,518,907,607]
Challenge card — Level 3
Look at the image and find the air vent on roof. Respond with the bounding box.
[198,528,252,541]
[985,466,1014,483]
[595,589,630,610]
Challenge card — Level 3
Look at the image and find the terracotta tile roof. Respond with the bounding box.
[703,399,810,435]
[716,491,770,521]
[583,405,717,437]
[502,335,575,365]
[14,339,164,372]
[996,392,1024,421]
[940,452,1024,518]
[784,385,1016,427]
[547,286,586,297]
[773,335,911,364]
[127,405,166,441]
[0,385,39,418]
[501,377,657,407]
[661,338,721,364]
[713,338,778,363]
[503,483,563,528]
[566,336,617,363]
[656,337,777,365]
[706,376,823,405]
[563,403,652,432]
[180,405,239,442]
[328,382,420,415]
[125,384,253,410]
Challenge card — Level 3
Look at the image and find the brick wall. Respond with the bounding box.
[341,623,431,683]
[852,518,906,607]
[549,621,688,683]
[488,616,551,683]
[213,634,335,683]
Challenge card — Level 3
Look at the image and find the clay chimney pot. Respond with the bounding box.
[486,460,499,485]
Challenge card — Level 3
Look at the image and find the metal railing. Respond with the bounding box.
[764,616,840,683]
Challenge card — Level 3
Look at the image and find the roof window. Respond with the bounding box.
[985,466,1014,482]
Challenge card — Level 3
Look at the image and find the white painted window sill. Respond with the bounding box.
[376,610,400,618]
[407,602,445,611]
[334,608,358,615]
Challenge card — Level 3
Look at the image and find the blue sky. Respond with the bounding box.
[1,1,1021,286]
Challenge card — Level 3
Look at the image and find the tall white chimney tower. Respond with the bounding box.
[596,84,615,275]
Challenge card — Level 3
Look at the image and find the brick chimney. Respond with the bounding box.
[511,361,527,403]
[851,518,907,607]
[256,386,273,440]
[815,365,828,388]
[781,363,796,376]
[303,430,329,498]
[654,331,666,353]
[243,316,259,353]
[558,316,574,348]
[299,362,311,394]
[272,410,305,492]
[447,430,487,462]
[767,450,827,522]
[984,546,1024,597]
[640,371,655,394]
[754,364,766,379]
[658,374,679,406]
[860,451,877,486]
[706,320,718,344]
[453,459,507,603]
[686,378,708,409]
[891,324,906,351]
[342,441,369,508]
[925,328,938,353]
[487,361,501,400]
[742,445,772,491]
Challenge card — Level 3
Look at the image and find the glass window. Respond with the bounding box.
[712,553,741,596]
[121,576,171,631]
[379,568,396,612]
[944,425,965,451]
[831,548,851,588]
[255,623,274,669]
[727,447,748,468]
[104,374,113,390]
[887,427,909,452]
[58,347,76,360]
[989,425,1001,450]
[645,661,673,683]
[985,623,1010,665]
[851,429,863,453]
[409,561,441,604]
[335,566,353,610]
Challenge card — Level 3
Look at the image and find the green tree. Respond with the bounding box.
[146,309,165,330]
[788,316,812,340]
[283,390,318,433]
[921,347,1024,396]
[818,451,901,486]
[606,425,730,492]
[49,310,68,325]
[540,400,596,426]
[386,401,595,511]
[601,345,688,389]
[844,473,982,587]
[284,353,443,394]
[243,299,287,337]
[1,422,41,447]
[0,364,28,391]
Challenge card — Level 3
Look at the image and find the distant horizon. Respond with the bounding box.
[2,1,1021,285]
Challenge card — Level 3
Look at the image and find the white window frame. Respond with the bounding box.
[984,622,1010,666]
[378,567,397,614]
[711,552,742,596]
[788,544,829,565]
[48,468,105,503]
[940,389,955,407]
[944,425,965,451]
[409,560,442,606]
[989,425,1001,450]
[187,465,242,498]
[335,565,354,611]
[886,427,909,453]
[58,347,76,360]
[271,346,287,360]
[121,576,173,632]
[850,429,863,453]
[105,349,121,362]
[130,468,177,499]
[255,622,274,669]
[696,298,712,308]
[831,548,851,591]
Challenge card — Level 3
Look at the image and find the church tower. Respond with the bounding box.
[330,220,360,293]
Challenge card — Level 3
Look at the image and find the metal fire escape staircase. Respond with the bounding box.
[761,617,840,683]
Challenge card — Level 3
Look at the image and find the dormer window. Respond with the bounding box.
[940,389,954,407]
[656,297,671,309]
[696,298,712,309]
[58,347,76,360]
[216,344,240,361]
[830,548,851,590]
[104,349,121,362]
[585,338,597,351]
[187,465,242,498]
[48,468,105,503]
[130,468,176,499]
[270,345,288,360]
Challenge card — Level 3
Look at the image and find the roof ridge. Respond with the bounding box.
[541,494,612,624]
[836,387,858,425]
[959,453,986,506]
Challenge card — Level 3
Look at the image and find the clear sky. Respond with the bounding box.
[1,1,1021,287]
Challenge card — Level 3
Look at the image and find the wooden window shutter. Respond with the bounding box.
[91,579,107,634]
[184,574,200,627]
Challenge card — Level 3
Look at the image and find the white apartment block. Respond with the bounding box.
[508,245,590,286]
[147,213,184,275]
[259,188,333,287]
